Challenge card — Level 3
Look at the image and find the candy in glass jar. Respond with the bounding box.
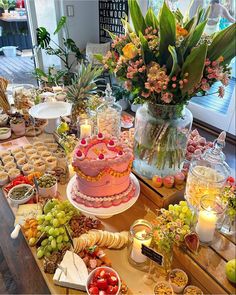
[97,83,122,137]
[185,131,231,211]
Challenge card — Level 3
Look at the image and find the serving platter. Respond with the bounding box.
[67,173,140,218]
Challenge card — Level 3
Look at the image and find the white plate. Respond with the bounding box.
[67,173,140,218]
[29,102,72,120]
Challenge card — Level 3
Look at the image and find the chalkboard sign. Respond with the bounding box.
[99,0,128,43]
[141,244,164,266]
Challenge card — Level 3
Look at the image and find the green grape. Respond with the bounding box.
[56,212,64,219]
[59,227,65,234]
[45,213,53,221]
[57,243,63,250]
[179,201,187,207]
[54,228,60,236]
[179,213,185,220]
[182,206,188,213]
[168,204,174,211]
[47,245,53,252]
[48,228,54,236]
[48,235,54,241]
[37,249,44,259]
[37,225,43,231]
[56,235,63,244]
[53,219,59,227]
[44,252,51,258]
[45,225,50,232]
[41,239,49,247]
[59,218,66,225]
[51,239,57,249]
[63,234,69,242]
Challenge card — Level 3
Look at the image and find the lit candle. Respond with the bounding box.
[80,120,91,138]
[130,230,152,263]
[196,208,217,243]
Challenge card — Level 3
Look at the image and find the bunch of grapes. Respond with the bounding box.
[168,201,195,227]
[36,200,79,259]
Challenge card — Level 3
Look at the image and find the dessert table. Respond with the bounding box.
[0,132,235,294]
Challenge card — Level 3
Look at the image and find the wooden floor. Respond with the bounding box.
[0,55,37,85]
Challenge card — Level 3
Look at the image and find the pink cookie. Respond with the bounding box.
[152,175,163,188]
[163,175,175,188]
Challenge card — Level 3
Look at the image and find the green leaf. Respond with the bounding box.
[36,27,51,48]
[139,32,155,64]
[94,54,104,63]
[174,8,184,25]
[181,43,208,95]
[34,68,47,77]
[128,0,146,34]
[168,45,179,77]
[121,16,133,34]
[104,29,117,40]
[145,8,158,29]
[184,17,195,31]
[207,23,236,65]
[184,20,207,56]
[54,16,67,34]
[159,2,176,65]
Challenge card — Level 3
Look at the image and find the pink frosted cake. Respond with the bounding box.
[71,133,135,208]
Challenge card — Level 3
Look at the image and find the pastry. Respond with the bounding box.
[45,156,57,170]
[33,159,46,173]
[0,171,9,186]
[22,164,34,176]
[8,168,21,181]
[2,155,14,164]
[14,152,26,161]
[4,161,16,171]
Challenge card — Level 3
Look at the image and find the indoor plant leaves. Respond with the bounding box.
[54,16,67,34]
[145,8,159,30]
[128,0,146,34]
[36,27,51,49]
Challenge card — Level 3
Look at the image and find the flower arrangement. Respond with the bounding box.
[222,177,236,219]
[97,0,235,106]
[152,201,194,253]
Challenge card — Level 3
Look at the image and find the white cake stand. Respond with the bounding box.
[29,102,72,133]
[67,173,140,219]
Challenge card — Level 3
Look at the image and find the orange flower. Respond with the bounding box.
[122,43,138,59]
[217,56,224,63]
[176,24,188,37]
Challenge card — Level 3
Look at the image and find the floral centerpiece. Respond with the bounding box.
[97,0,236,178]
[220,177,236,235]
[152,201,195,273]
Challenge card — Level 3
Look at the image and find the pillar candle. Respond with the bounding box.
[196,209,217,243]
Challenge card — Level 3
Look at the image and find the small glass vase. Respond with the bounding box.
[220,214,236,236]
[133,103,193,178]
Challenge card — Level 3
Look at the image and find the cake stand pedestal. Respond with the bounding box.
[29,102,72,133]
[66,173,140,219]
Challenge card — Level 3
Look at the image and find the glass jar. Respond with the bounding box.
[185,131,230,211]
[77,113,94,139]
[97,84,122,137]
[133,103,193,178]
[220,214,236,236]
[196,195,226,244]
[128,219,153,268]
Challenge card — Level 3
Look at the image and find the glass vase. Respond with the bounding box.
[133,103,193,178]
[220,214,236,236]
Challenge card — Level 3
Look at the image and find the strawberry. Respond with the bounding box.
[89,286,99,295]
[96,278,108,290]
[108,275,118,286]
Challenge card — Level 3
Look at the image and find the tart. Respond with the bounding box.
[169,269,188,293]
[44,138,55,144]
[22,163,34,176]
[154,282,174,295]
[183,285,203,295]
[0,150,10,158]
[45,156,57,170]
[29,155,41,163]
[47,143,58,152]
[0,171,9,186]
[23,144,34,151]
[0,165,5,171]
[33,141,44,148]
[11,147,22,155]
[25,149,37,158]
[17,158,28,170]
[33,159,46,173]
[8,168,21,181]
[2,155,14,164]
[14,152,26,161]
[40,151,51,158]
[36,146,47,153]
[4,162,16,171]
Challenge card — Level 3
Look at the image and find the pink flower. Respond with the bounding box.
[172,84,176,88]
[124,80,132,91]
[161,92,173,104]
[218,86,225,98]
[201,83,210,91]
[172,76,177,81]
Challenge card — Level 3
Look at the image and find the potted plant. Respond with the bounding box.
[36,16,86,85]
[10,117,25,136]
[97,0,236,178]
[112,84,131,110]
[66,62,103,124]
[0,0,15,14]
[34,67,66,88]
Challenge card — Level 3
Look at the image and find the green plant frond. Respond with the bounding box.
[54,16,67,34]
[128,0,146,34]
[36,27,51,49]
[120,18,133,34]
[168,45,179,77]
[145,8,159,29]
[174,8,184,25]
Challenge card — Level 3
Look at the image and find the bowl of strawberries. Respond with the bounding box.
[86,266,121,295]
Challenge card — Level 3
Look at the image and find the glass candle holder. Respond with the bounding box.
[77,113,93,139]
[196,194,226,245]
[128,219,153,268]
